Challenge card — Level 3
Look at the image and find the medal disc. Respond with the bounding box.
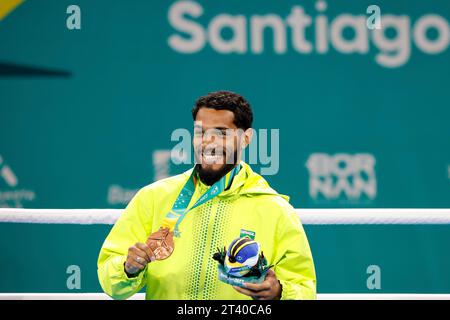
[146,227,174,260]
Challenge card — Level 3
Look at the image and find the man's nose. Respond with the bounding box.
[202,131,219,145]
[202,140,219,152]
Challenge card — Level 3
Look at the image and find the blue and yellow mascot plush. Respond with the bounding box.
[213,236,272,288]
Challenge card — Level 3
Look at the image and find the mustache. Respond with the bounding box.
[194,147,239,167]
[197,146,227,155]
[194,159,237,186]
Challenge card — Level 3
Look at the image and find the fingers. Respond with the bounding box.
[125,243,154,275]
[129,243,152,263]
[125,258,144,272]
[125,251,146,274]
[232,286,255,297]
[128,251,148,267]
[242,271,276,292]
[232,286,271,300]
[242,280,272,292]
[135,243,156,262]
[124,258,144,275]
[232,269,279,300]
[266,269,276,277]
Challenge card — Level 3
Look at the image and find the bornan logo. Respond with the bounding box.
[306,153,377,203]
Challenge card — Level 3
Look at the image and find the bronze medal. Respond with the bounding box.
[146,227,174,260]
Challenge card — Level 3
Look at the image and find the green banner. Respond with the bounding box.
[0,1,449,294]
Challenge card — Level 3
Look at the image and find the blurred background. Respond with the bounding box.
[0,0,449,296]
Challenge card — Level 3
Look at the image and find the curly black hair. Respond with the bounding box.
[192,91,253,130]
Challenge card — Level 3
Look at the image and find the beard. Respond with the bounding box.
[194,148,239,186]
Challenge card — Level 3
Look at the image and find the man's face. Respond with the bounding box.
[193,108,245,182]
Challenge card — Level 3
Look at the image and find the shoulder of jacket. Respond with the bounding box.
[252,193,296,217]
[253,196,303,235]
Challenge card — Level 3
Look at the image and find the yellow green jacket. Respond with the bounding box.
[97,161,316,300]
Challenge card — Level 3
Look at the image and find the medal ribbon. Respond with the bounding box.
[161,164,241,237]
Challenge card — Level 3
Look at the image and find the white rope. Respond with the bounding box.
[0,209,121,225]
[1,208,450,225]
[298,209,450,225]
[0,293,449,300]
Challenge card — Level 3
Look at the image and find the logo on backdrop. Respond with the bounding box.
[306,153,377,204]
[106,150,183,206]
[0,155,36,207]
[107,185,139,206]
[168,0,450,68]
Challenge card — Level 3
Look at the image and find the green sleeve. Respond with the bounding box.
[274,205,317,300]
[97,188,153,299]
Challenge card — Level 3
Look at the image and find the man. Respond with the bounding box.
[97,91,316,300]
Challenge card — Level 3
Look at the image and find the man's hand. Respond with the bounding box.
[233,269,282,300]
[124,242,156,277]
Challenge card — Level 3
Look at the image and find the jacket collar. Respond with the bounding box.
[181,161,289,201]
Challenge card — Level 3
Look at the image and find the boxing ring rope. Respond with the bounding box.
[1,293,450,300]
[1,208,450,300]
[1,208,450,225]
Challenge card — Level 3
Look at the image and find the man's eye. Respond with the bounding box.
[222,130,234,136]
[193,129,233,137]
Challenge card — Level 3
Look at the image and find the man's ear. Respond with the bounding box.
[242,128,254,149]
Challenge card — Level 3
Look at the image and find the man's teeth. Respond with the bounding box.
[202,154,223,162]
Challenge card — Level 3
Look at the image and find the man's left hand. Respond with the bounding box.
[233,269,282,300]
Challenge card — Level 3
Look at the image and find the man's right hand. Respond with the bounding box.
[124,243,156,277]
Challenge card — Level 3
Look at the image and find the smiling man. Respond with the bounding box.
[97,90,316,300]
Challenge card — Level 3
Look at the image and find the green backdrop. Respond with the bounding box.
[0,0,449,294]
